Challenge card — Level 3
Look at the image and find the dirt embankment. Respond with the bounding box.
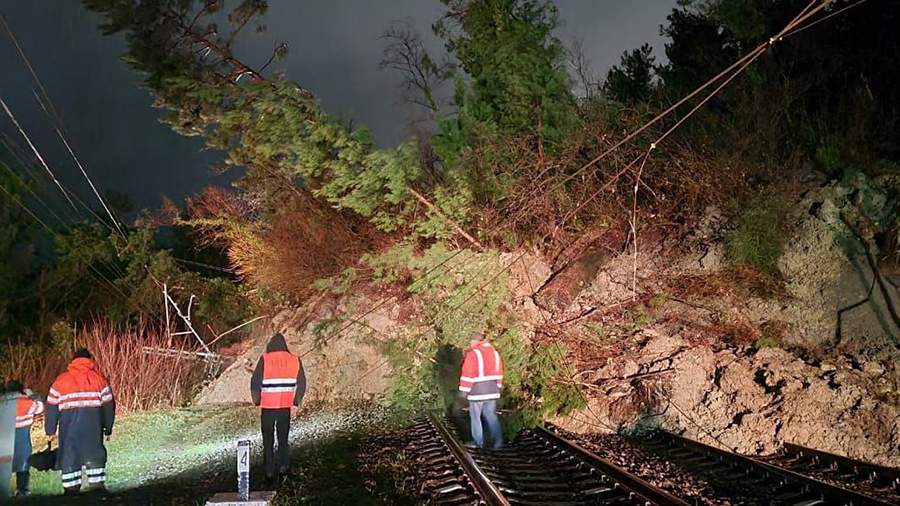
[541,178,899,466]
[196,296,399,406]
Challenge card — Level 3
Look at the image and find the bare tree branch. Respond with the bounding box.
[568,36,599,101]
[379,20,453,115]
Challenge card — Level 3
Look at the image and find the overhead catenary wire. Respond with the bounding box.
[1,14,128,239]
[0,180,148,315]
[525,0,837,266]
[0,16,63,124]
[1,133,133,283]
[30,90,127,239]
[547,0,839,260]
[2,131,123,239]
[512,0,829,221]
[0,159,70,230]
[0,95,77,211]
[782,0,869,40]
[2,14,251,335]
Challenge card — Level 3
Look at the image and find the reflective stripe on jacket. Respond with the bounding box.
[459,341,503,401]
[45,357,115,472]
[16,395,45,428]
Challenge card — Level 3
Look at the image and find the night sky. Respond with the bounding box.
[0,1,676,215]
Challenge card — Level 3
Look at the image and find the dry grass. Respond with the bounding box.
[0,343,63,396]
[186,186,369,301]
[1,321,203,413]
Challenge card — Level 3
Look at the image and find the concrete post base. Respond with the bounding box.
[206,491,276,505]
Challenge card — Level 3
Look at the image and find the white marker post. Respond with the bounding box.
[205,439,276,505]
[237,439,250,501]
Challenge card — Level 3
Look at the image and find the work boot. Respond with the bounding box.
[15,472,30,497]
[64,486,81,496]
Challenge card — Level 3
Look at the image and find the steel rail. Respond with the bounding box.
[535,426,691,506]
[653,431,897,506]
[428,414,510,506]
[777,443,900,498]
[427,415,693,505]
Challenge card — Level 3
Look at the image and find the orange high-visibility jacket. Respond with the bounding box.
[250,334,306,409]
[458,341,503,401]
[16,395,44,428]
[45,357,115,473]
[259,351,301,409]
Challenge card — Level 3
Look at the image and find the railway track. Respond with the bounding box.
[405,417,899,505]
[764,442,900,504]
[633,430,899,505]
[411,415,689,505]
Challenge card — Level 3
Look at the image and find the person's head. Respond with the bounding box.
[469,331,484,347]
[5,379,24,394]
[73,347,92,360]
[266,333,288,352]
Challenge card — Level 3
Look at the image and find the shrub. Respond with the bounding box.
[0,321,204,413]
[186,187,367,302]
[82,322,205,412]
[754,335,779,349]
[0,343,65,396]
[370,243,584,425]
[724,193,789,276]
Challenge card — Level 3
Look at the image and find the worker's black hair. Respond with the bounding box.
[73,347,92,359]
[5,379,24,393]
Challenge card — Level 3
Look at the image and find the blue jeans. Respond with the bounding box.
[468,400,502,449]
[13,427,31,473]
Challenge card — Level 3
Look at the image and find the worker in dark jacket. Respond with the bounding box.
[250,333,306,481]
[45,348,115,495]
[8,379,44,497]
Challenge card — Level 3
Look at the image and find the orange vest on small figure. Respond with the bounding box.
[16,395,45,428]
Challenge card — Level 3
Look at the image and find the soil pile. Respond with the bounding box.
[551,331,899,467]
[196,297,399,405]
[544,179,899,466]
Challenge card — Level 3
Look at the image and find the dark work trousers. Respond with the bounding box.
[260,408,291,478]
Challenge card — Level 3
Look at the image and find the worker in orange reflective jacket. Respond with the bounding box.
[458,333,504,449]
[7,379,44,497]
[250,333,306,481]
[45,348,115,495]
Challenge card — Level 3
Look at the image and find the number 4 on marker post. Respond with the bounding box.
[237,439,251,501]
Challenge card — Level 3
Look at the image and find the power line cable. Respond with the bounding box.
[0,95,77,210]
[31,90,127,238]
[507,0,828,223]
[783,0,869,40]
[1,15,126,239]
[0,180,141,315]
